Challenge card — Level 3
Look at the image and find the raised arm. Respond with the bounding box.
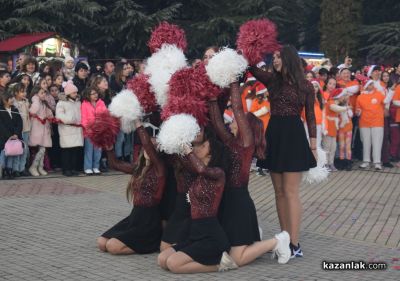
[304,81,317,140]
[135,121,164,176]
[248,66,273,86]
[106,150,136,174]
[208,99,234,143]
[230,81,253,147]
[183,152,225,183]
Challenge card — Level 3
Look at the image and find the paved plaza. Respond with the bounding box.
[1,166,399,280]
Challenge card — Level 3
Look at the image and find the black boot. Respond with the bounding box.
[5,168,15,180]
[345,159,353,171]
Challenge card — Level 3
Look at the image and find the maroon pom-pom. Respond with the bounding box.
[236,19,281,66]
[161,67,209,126]
[86,111,120,149]
[126,74,157,113]
[194,63,222,100]
[148,21,187,54]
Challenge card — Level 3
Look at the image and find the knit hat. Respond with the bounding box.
[64,56,74,63]
[62,80,78,95]
[75,62,89,72]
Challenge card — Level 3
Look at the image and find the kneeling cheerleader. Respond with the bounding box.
[158,127,234,273]
[97,119,166,254]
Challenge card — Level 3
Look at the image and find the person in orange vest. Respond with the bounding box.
[356,80,391,170]
[337,94,354,171]
[241,73,257,113]
[322,86,348,172]
[250,83,270,132]
[391,83,400,167]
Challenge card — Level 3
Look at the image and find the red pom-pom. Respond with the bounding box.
[86,111,120,149]
[148,22,187,54]
[194,63,222,100]
[126,74,157,113]
[161,67,209,126]
[236,19,280,66]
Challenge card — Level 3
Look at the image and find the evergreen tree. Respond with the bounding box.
[320,0,362,64]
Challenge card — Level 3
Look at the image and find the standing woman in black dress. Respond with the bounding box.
[249,45,317,258]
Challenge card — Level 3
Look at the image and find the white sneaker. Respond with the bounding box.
[273,231,291,264]
[84,169,93,175]
[374,163,382,170]
[259,226,263,240]
[218,252,238,272]
[93,168,101,174]
[359,162,369,169]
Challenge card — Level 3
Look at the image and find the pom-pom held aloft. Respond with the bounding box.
[108,89,143,121]
[126,74,157,113]
[205,48,248,88]
[157,114,200,155]
[148,21,187,54]
[236,19,280,66]
[145,44,187,107]
[86,111,120,149]
[194,63,222,100]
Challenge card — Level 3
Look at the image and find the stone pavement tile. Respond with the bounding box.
[1,192,399,281]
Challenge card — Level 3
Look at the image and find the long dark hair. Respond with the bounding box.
[114,62,128,87]
[274,45,306,90]
[126,149,150,201]
[246,113,266,160]
[316,89,324,110]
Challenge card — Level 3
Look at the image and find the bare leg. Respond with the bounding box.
[97,237,109,252]
[105,238,135,255]
[270,172,288,232]
[282,172,302,245]
[229,239,278,266]
[160,241,172,252]
[158,247,176,270]
[166,252,218,274]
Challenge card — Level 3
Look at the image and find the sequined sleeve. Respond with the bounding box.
[230,82,254,147]
[106,150,135,174]
[248,66,273,86]
[184,153,225,183]
[208,100,234,144]
[304,81,317,138]
[136,125,165,176]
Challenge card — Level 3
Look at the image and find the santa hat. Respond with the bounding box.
[62,80,78,96]
[255,83,267,95]
[367,65,381,77]
[305,64,314,72]
[330,88,346,100]
[363,79,374,90]
[310,79,322,91]
[245,72,257,83]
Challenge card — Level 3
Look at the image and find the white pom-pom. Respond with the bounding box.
[119,118,136,133]
[303,147,329,184]
[157,114,200,155]
[109,89,143,121]
[205,47,248,88]
[145,44,187,107]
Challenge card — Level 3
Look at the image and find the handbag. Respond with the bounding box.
[4,139,24,156]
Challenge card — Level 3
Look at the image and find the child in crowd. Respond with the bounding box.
[56,81,83,177]
[337,95,353,171]
[0,91,23,179]
[12,83,31,176]
[28,87,53,176]
[81,87,108,175]
[62,56,75,81]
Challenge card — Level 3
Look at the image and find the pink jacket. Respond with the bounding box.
[81,99,108,137]
[29,95,53,147]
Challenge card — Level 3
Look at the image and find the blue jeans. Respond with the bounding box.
[84,138,102,170]
[0,150,19,170]
[115,131,133,158]
[13,132,30,172]
[115,130,124,158]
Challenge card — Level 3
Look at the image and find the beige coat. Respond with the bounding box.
[29,95,53,147]
[56,95,83,148]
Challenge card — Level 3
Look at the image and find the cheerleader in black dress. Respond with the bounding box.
[158,127,233,273]
[249,45,317,258]
[209,82,291,266]
[97,120,166,255]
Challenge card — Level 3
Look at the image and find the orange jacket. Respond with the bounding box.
[250,99,270,132]
[393,85,400,122]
